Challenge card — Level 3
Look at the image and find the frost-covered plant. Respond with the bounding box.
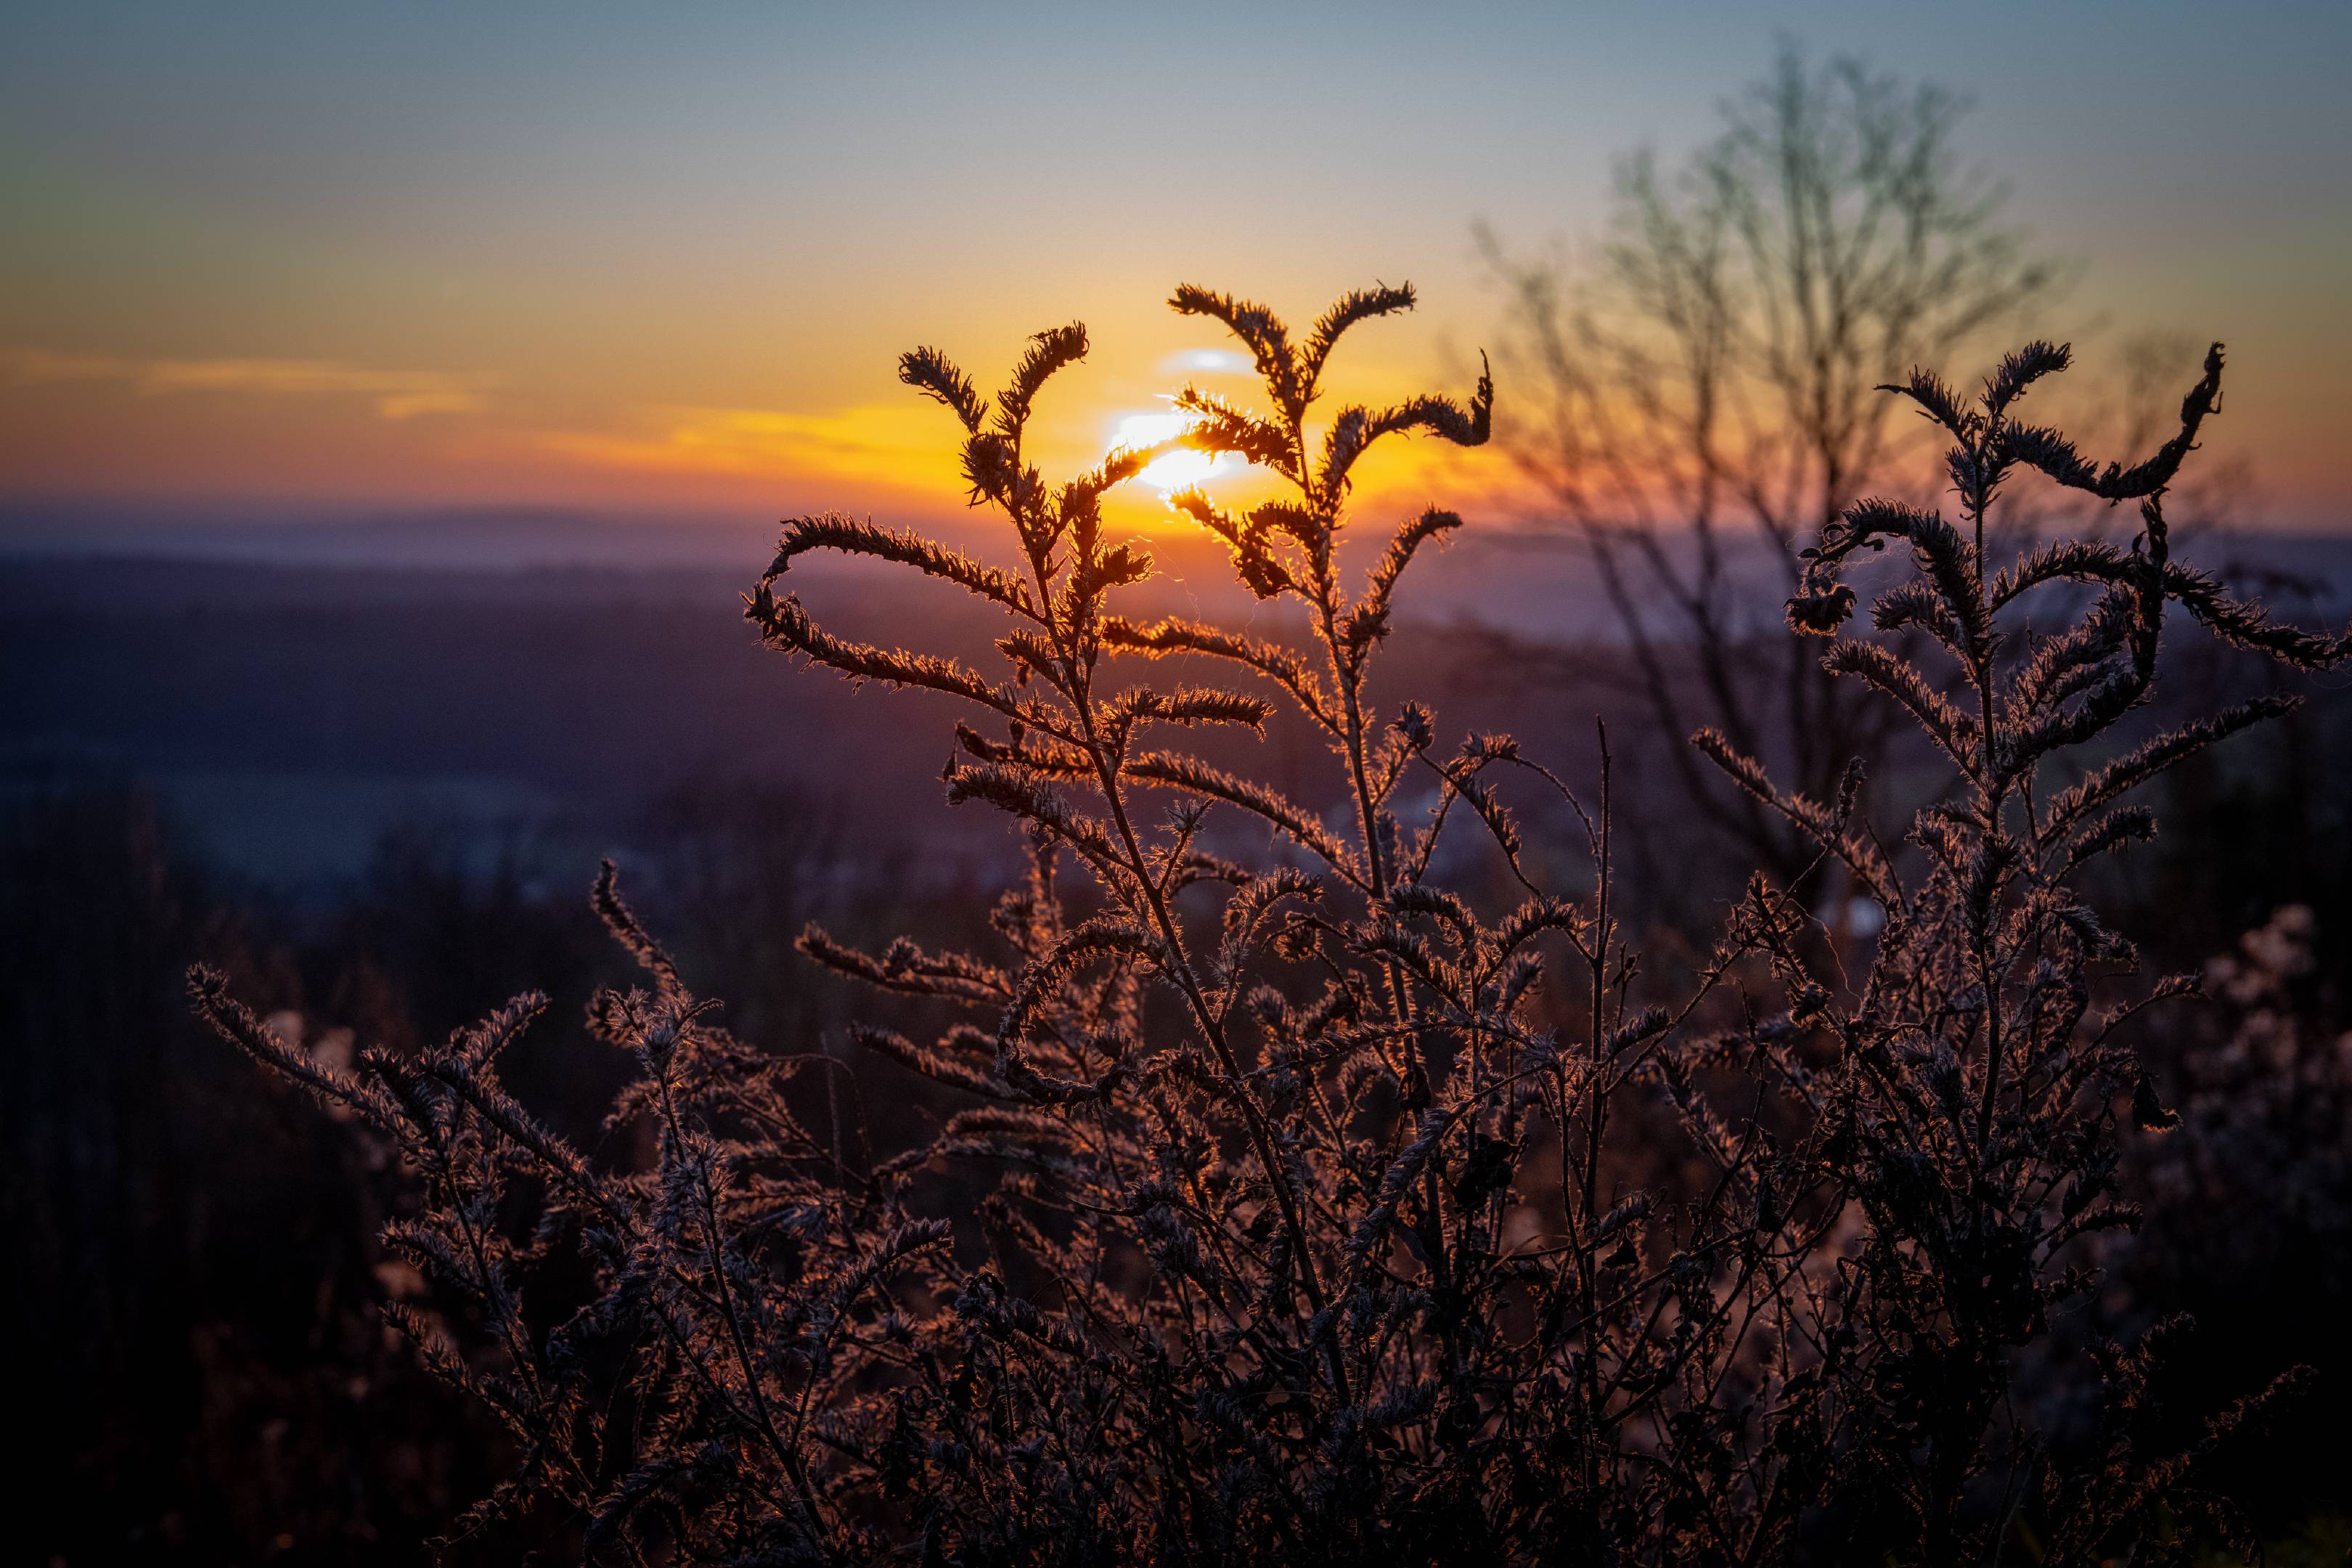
[199,294,2346,1565]
[193,867,950,1559]
[1728,339,2345,1560]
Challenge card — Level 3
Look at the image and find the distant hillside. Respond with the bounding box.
[6,531,2344,896]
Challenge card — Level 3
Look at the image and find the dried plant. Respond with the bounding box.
[193,868,948,1559]
[1710,338,2345,1561]
[197,287,2345,1564]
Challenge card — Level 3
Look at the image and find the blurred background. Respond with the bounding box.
[5,3,2349,1560]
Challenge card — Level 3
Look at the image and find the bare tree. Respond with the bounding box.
[1483,44,2060,889]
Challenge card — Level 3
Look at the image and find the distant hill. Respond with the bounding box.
[5,527,2343,897]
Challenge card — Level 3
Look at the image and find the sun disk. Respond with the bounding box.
[1109,409,1240,496]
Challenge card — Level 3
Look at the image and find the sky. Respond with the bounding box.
[4,0,2348,548]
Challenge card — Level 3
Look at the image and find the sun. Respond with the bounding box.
[1108,409,1241,496]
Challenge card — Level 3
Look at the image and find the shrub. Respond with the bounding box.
[196,288,2346,1564]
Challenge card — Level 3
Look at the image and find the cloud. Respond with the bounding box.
[1,346,497,419]
[536,402,961,487]
[1160,348,1252,376]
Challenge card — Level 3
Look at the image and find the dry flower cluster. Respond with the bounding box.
[197,282,2347,1564]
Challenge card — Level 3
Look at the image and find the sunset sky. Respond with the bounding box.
[5,0,2348,547]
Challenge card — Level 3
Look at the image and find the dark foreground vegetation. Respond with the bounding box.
[5,538,2343,1567]
[38,276,2324,1564]
[7,542,2347,1564]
